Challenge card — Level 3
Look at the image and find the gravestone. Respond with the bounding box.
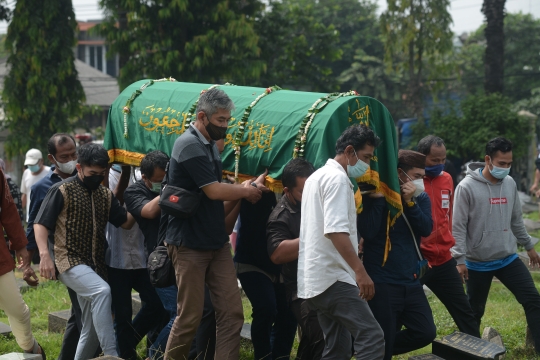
[241,323,251,341]
[48,309,70,333]
[523,219,540,232]
[432,332,506,359]
[0,354,42,359]
[409,355,444,360]
[518,252,540,271]
[0,321,11,335]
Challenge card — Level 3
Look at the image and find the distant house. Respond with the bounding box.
[76,21,119,78]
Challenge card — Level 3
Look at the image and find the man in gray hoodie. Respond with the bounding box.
[452,137,540,352]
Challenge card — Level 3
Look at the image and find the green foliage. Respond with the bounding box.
[458,13,540,102]
[413,93,530,160]
[515,87,540,116]
[2,0,85,158]
[381,0,454,117]
[98,0,264,90]
[251,0,342,91]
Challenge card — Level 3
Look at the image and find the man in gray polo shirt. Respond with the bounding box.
[164,88,262,360]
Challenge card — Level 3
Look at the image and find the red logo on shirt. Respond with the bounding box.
[169,195,179,203]
[489,198,507,205]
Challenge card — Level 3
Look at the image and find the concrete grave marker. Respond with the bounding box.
[432,332,506,359]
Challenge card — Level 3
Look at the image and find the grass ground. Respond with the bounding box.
[4,206,540,360]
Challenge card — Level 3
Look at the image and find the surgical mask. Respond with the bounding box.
[401,171,425,197]
[347,152,369,179]
[111,164,122,172]
[412,179,425,197]
[489,157,510,179]
[52,156,77,175]
[150,181,162,194]
[28,164,40,173]
[205,116,227,140]
[82,174,104,190]
[425,164,444,177]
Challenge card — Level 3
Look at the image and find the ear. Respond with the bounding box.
[47,154,55,164]
[76,163,82,173]
[345,145,354,156]
[283,187,290,195]
[196,111,206,122]
[484,155,490,163]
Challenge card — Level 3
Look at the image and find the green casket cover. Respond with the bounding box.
[104,80,403,221]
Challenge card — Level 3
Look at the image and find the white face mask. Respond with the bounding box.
[52,155,77,174]
[412,179,425,197]
[401,170,425,197]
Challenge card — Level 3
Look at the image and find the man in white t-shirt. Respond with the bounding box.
[298,124,385,360]
[21,148,50,221]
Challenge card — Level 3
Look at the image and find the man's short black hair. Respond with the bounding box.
[486,137,512,158]
[48,133,76,157]
[417,135,445,156]
[335,124,380,154]
[140,150,170,178]
[77,143,109,168]
[282,158,315,189]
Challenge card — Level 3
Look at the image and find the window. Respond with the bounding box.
[97,46,103,71]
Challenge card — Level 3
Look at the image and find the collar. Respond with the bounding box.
[326,158,353,188]
[282,193,300,214]
[48,166,76,180]
[190,122,213,146]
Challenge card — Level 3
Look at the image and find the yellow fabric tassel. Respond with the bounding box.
[382,211,391,266]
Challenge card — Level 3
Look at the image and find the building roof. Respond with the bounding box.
[0,58,119,107]
[78,21,100,32]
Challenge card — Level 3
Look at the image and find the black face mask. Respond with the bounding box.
[205,117,227,140]
[83,174,105,190]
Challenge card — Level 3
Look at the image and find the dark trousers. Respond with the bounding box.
[368,282,436,360]
[290,298,324,360]
[108,267,166,360]
[238,271,297,360]
[57,287,100,360]
[307,281,385,360]
[467,257,540,352]
[421,258,480,337]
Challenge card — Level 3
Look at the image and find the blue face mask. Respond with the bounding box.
[425,164,444,177]
[28,164,40,173]
[489,157,510,179]
[347,152,369,179]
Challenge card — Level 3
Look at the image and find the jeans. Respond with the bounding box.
[108,267,166,360]
[58,287,100,360]
[58,265,117,359]
[153,285,217,360]
[368,282,436,360]
[290,298,324,360]
[307,281,385,360]
[165,243,243,360]
[467,257,540,352]
[421,258,480,337]
[0,271,35,351]
[237,271,297,360]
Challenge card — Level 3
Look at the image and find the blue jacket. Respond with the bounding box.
[358,192,433,285]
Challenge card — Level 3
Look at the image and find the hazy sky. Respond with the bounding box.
[0,0,539,37]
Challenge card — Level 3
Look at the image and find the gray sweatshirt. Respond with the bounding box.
[451,162,533,265]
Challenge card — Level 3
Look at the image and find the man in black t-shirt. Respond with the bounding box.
[163,88,262,360]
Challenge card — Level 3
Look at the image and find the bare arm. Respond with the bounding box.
[113,166,131,205]
[141,195,161,219]
[328,232,374,300]
[270,238,299,264]
[34,223,56,280]
[225,201,241,235]
[21,193,27,209]
[120,212,136,230]
[203,182,261,203]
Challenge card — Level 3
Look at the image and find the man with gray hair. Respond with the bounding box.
[164,88,262,360]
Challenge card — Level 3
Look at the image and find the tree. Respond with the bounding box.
[2,0,85,158]
[381,0,454,118]
[99,0,264,90]
[482,0,506,94]
[251,0,342,91]
[457,13,540,102]
[413,93,530,160]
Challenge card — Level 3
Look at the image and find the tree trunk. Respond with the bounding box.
[482,0,506,94]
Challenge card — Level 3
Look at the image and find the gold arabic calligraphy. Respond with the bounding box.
[225,119,275,153]
[349,99,370,125]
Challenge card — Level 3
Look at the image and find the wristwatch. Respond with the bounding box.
[251,182,258,188]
